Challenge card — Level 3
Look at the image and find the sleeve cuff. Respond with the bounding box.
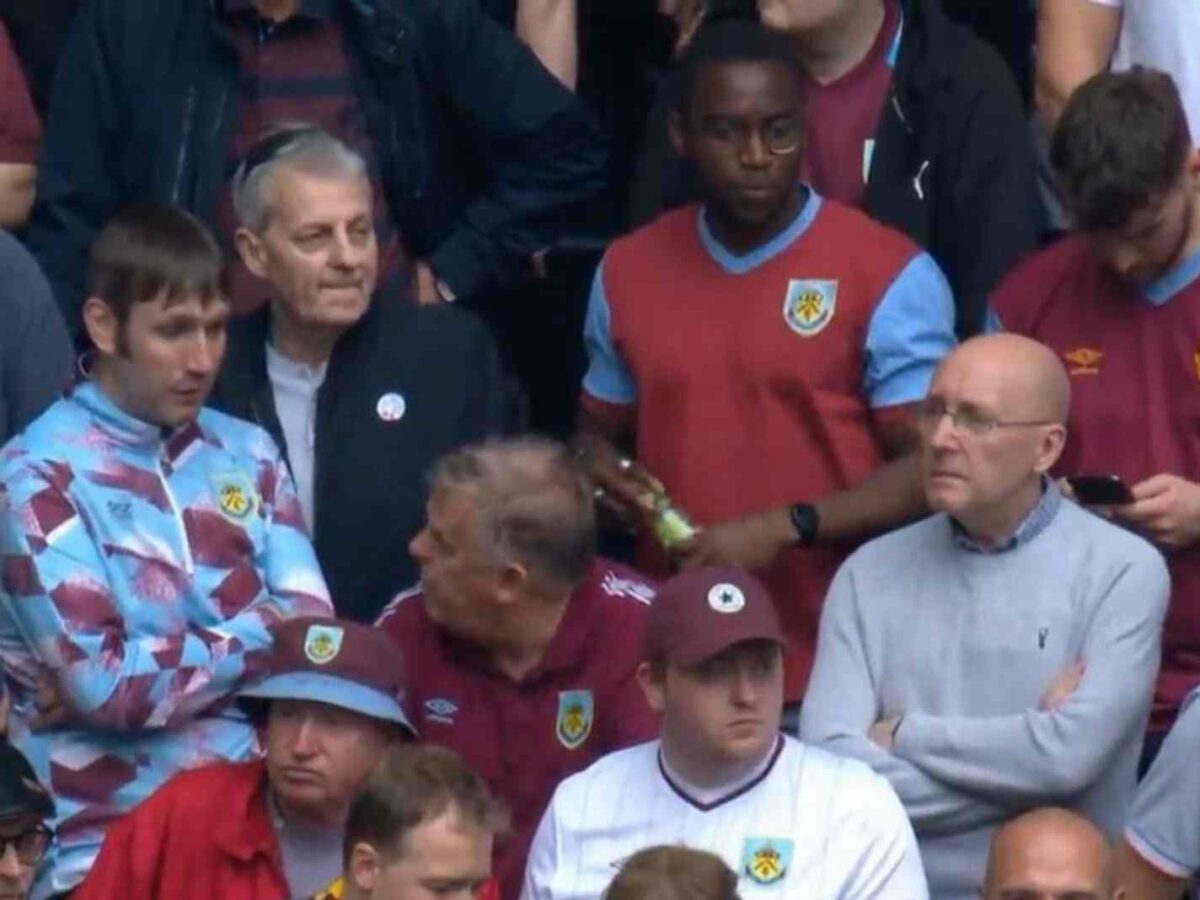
[1125,827,1195,880]
[428,231,494,302]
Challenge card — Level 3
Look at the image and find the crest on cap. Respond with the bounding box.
[707,583,745,614]
[556,690,594,750]
[741,837,793,885]
[304,624,344,666]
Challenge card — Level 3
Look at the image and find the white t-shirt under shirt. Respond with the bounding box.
[265,343,327,531]
[520,736,928,900]
[1090,0,1200,135]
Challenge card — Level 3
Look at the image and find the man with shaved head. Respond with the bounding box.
[984,808,1117,900]
[802,335,1168,898]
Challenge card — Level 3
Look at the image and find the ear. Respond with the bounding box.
[82,296,120,356]
[1033,424,1067,475]
[1185,147,1200,190]
[667,109,687,159]
[235,226,270,279]
[635,661,667,714]
[348,842,381,892]
[494,561,531,604]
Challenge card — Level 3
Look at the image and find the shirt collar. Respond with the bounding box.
[1141,242,1200,306]
[952,478,1062,554]
[213,761,280,864]
[71,380,207,466]
[698,188,822,275]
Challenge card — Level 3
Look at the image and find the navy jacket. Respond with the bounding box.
[26,0,607,332]
[210,299,524,622]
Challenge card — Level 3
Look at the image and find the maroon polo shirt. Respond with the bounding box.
[376,559,659,900]
[215,0,410,314]
[802,0,900,208]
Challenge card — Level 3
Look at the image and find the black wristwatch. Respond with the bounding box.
[789,502,820,546]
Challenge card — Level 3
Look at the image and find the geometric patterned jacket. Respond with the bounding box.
[0,380,332,898]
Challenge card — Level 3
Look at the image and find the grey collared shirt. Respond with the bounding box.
[266,343,327,531]
[952,478,1063,554]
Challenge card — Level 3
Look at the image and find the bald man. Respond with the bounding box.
[984,808,1118,900]
[802,335,1168,899]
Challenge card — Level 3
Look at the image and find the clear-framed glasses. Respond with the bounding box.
[916,398,1057,438]
[0,824,53,865]
[699,116,803,156]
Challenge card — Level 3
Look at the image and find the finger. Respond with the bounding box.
[1131,474,1176,501]
[1118,497,1171,524]
[1057,478,1077,502]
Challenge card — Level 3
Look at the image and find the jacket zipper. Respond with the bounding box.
[157,459,195,576]
[171,86,198,204]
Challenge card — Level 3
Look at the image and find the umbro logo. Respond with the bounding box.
[425,698,458,725]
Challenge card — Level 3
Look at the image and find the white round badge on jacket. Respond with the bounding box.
[376,392,407,423]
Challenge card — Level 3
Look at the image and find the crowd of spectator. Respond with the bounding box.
[1,1,1200,899]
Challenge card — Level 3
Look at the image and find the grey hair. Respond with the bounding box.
[429,436,598,589]
[231,124,369,231]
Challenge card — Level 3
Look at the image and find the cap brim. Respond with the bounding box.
[239,672,417,738]
[671,628,788,668]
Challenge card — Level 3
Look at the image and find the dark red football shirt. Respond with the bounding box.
[375,559,659,900]
[802,0,899,208]
[994,235,1200,732]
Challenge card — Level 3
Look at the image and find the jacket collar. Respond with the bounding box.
[891,0,957,114]
[212,760,280,864]
[70,380,206,466]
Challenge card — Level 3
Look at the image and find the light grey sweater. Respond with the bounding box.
[800,499,1169,900]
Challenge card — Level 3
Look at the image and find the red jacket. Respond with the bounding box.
[73,760,289,900]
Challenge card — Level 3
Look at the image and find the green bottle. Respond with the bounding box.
[650,491,697,550]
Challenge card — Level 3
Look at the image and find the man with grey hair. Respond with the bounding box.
[212,125,521,624]
[376,435,658,900]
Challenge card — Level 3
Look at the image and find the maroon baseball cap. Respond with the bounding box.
[239,617,416,737]
[644,567,786,667]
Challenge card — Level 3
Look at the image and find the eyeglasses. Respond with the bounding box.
[0,825,53,865]
[699,117,803,156]
[916,399,1058,438]
[234,124,324,184]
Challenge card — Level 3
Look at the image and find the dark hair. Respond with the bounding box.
[86,202,224,323]
[343,745,508,865]
[672,19,804,115]
[1051,67,1192,231]
[604,846,741,900]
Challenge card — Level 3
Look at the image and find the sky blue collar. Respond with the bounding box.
[697,189,822,275]
[1142,243,1200,306]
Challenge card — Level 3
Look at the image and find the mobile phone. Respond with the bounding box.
[1066,475,1134,506]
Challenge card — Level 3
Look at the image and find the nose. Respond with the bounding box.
[739,128,772,169]
[926,410,959,451]
[0,842,22,878]
[730,664,760,706]
[329,226,365,270]
[186,331,219,376]
[409,527,430,564]
[290,713,320,757]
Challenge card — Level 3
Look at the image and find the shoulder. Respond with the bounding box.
[196,408,282,462]
[813,199,922,272]
[0,232,49,293]
[992,237,1097,325]
[376,583,429,632]
[371,301,497,357]
[551,740,659,808]
[2,395,85,472]
[605,206,700,268]
[1052,501,1167,576]
[135,760,262,819]
[786,739,909,825]
[841,514,950,574]
[579,559,656,608]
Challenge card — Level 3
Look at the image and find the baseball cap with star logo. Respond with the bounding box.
[643,567,787,667]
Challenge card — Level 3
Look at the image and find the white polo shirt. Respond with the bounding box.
[520,736,928,900]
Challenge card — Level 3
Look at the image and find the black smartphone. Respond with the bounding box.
[1066,475,1134,506]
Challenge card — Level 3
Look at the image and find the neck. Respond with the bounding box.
[89,359,166,429]
[271,309,343,368]
[1180,192,1200,264]
[793,0,887,84]
[272,790,345,832]
[488,588,571,682]
[708,186,806,256]
[957,478,1043,549]
[661,732,775,790]
[254,0,299,21]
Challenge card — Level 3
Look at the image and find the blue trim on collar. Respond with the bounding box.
[1142,244,1200,306]
[953,478,1062,555]
[886,5,904,69]
[697,190,823,275]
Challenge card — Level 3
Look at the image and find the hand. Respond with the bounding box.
[412,261,443,306]
[1038,660,1085,712]
[677,507,795,572]
[1118,474,1200,550]
[574,436,665,529]
[30,671,70,732]
[657,0,704,53]
[869,716,902,751]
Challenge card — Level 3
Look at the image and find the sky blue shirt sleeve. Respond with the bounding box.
[864,252,957,408]
[582,261,637,405]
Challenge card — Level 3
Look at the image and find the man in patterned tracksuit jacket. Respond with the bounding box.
[0,204,332,899]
